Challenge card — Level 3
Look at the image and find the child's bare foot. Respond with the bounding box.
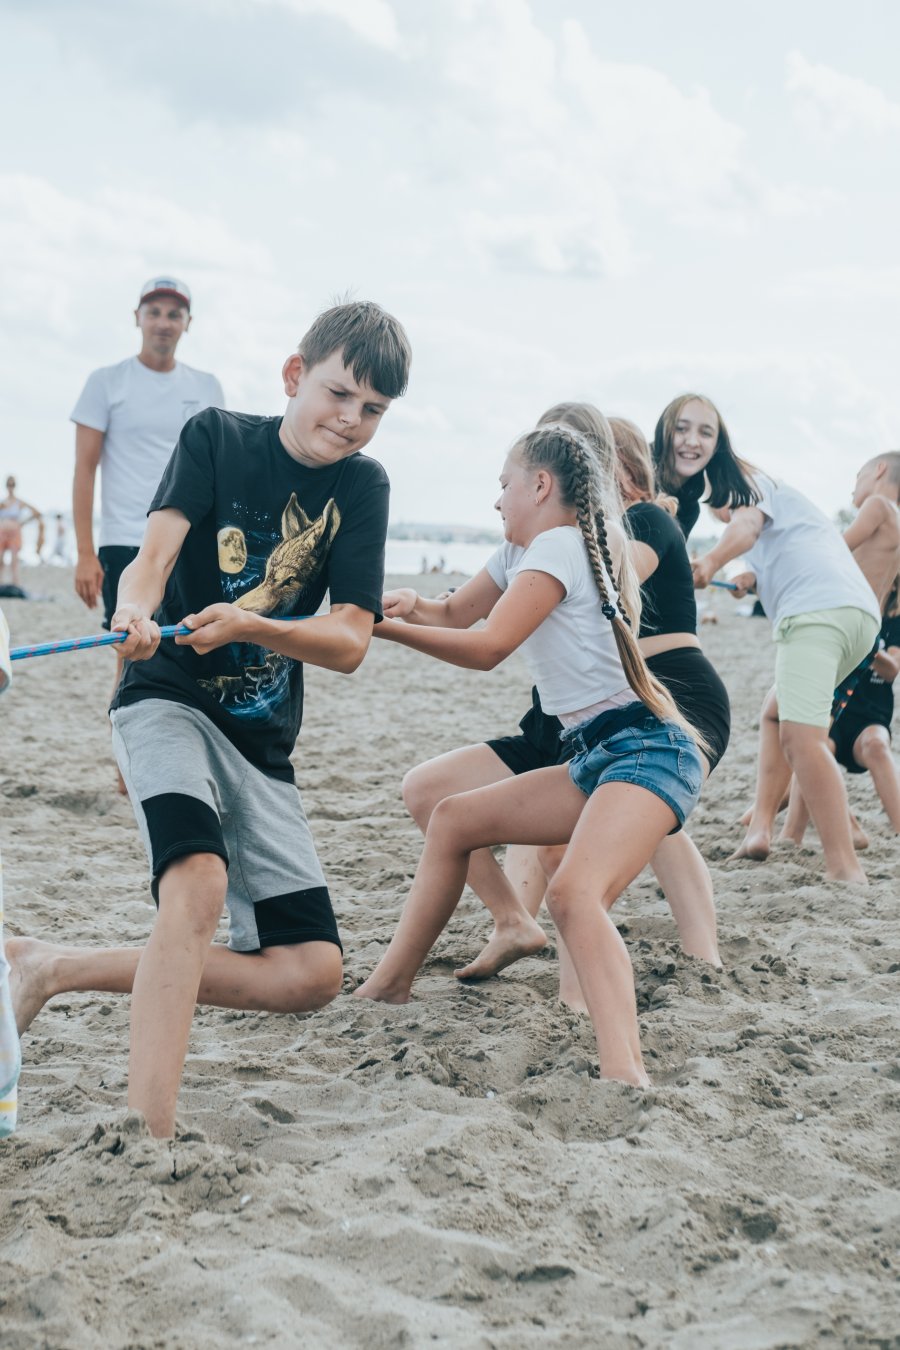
[601,1060,651,1088]
[738,806,753,827]
[7,935,58,1033]
[558,988,588,1014]
[353,974,412,1004]
[825,863,868,885]
[729,828,771,862]
[849,813,869,850]
[454,916,546,981]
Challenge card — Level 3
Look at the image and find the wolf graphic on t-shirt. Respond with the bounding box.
[197,493,341,717]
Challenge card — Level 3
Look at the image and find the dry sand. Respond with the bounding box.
[0,567,898,1349]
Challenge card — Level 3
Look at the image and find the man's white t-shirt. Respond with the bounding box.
[70,357,225,548]
[486,525,631,717]
[745,474,880,627]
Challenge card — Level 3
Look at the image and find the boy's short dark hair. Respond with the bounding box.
[298,301,411,400]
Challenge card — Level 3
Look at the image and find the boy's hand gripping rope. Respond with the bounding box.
[9,616,311,662]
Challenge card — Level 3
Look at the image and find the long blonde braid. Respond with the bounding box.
[519,423,708,751]
[536,402,643,630]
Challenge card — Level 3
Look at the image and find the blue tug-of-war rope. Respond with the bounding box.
[10,616,311,662]
[12,586,740,661]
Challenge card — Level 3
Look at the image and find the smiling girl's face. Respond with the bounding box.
[670,399,719,483]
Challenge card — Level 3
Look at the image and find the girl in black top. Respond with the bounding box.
[651,393,759,539]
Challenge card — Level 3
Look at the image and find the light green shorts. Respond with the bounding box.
[774,606,880,727]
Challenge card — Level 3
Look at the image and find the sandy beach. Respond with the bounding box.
[0,566,898,1348]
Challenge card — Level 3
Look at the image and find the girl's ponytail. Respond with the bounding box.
[519,422,710,756]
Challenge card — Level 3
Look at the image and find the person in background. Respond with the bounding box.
[0,476,42,591]
[70,277,224,786]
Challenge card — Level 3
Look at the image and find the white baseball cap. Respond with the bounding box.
[138,276,192,310]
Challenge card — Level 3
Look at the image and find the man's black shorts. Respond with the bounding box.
[98,545,139,630]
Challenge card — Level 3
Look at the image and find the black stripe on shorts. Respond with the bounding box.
[255,888,342,952]
[141,792,229,902]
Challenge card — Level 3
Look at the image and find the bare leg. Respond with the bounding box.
[546,783,681,1086]
[778,737,867,847]
[403,749,547,979]
[648,832,721,965]
[454,842,549,980]
[9,857,342,1136]
[356,766,587,1003]
[731,687,791,861]
[855,726,900,831]
[740,788,790,827]
[781,722,867,883]
[779,774,811,845]
[535,844,586,1011]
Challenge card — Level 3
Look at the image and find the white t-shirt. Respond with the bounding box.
[745,474,880,626]
[71,356,225,547]
[486,526,631,717]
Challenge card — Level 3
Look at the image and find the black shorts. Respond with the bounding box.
[645,646,731,774]
[830,709,889,774]
[486,686,572,776]
[98,545,140,630]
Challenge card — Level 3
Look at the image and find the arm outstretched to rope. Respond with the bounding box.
[691,506,765,590]
[111,509,192,660]
[375,569,564,671]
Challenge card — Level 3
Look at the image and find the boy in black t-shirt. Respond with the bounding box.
[10,301,411,1137]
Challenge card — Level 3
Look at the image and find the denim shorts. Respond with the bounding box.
[562,702,703,832]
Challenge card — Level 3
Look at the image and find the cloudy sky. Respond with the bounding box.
[2,0,897,528]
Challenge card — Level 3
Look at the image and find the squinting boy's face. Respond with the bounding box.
[280,350,391,468]
[670,399,719,483]
[495,451,539,547]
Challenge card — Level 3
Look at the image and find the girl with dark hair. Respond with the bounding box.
[356,423,705,1087]
[652,394,759,539]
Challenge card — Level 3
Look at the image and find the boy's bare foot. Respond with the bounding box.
[454,917,546,981]
[6,935,57,1033]
[729,829,771,862]
[353,975,412,1004]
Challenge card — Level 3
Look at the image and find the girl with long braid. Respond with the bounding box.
[356,423,705,1086]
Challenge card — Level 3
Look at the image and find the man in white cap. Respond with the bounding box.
[70,278,224,785]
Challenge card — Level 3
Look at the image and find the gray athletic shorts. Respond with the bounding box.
[110,699,341,953]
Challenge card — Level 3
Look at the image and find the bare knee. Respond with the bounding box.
[157,852,227,936]
[545,876,596,931]
[779,722,826,763]
[280,943,343,1012]
[855,728,891,768]
[402,762,441,823]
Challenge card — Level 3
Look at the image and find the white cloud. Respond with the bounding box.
[774,264,900,302]
[250,0,400,51]
[786,52,900,135]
